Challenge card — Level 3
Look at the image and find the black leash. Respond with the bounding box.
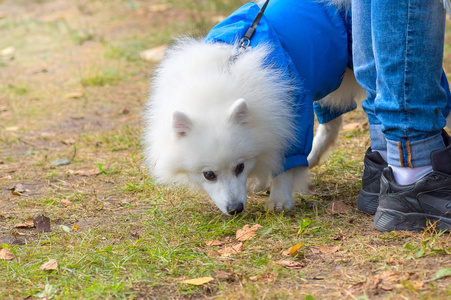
[230,0,270,62]
[239,0,270,51]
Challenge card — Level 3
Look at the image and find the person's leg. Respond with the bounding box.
[352,0,387,156]
[372,0,447,179]
[352,0,389,214]
[371,0,451,231]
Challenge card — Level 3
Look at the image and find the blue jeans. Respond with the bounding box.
[352,0,451,167]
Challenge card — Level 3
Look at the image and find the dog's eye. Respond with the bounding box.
[203,171,217,181]
[234,163,244,176]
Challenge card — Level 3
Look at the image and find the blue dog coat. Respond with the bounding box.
[205,0,353,171]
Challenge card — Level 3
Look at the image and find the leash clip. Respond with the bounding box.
[239,37,251,50]
[229,0,270,64]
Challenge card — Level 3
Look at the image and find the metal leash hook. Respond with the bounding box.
[238,37,251,51]
[230,0,270,63]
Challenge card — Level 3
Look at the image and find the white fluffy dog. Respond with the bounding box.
[143,0,365,215]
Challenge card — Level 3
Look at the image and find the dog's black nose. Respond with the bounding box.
[227,203,244,215]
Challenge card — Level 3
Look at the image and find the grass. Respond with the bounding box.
[79,66,123,87]
[1,0,451,299]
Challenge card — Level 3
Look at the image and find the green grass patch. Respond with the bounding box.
[79,66,123,87]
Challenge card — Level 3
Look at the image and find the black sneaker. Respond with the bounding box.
[374,131,451,232]
[357,147,387,214]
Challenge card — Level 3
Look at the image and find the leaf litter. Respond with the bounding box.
[235,224,263,242]
[61,199,74,206]
[310,245,340,254]
[371,270,409,291]
[275,259,306,269]
[206,224,263,257]
[14,218,35,228]
[180,277,214,286]
[0,248,15,260]
[40,259,58,271]
[282,243,304,257]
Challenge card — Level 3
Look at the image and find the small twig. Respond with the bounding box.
[71,143,77,160]
[18,138,60,151]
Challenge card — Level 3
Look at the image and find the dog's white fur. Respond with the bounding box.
[143,0,451,215]
[143,37,364,214]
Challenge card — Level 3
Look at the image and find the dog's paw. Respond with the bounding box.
[265,197,294,211]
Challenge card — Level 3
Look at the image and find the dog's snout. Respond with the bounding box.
[227,203,244,215]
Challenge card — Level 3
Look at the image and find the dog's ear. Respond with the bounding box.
[173,111,192,138]
[229,98,249,125]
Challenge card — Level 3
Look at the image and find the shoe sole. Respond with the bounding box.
[374,208,451,232]
[357,189,379,215]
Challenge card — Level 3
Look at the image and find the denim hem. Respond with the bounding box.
[369,124,387,151]
[386,132,445,167]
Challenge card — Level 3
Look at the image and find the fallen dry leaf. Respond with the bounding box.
[326,200,352,214]
[310,247,321,254]
[214,270,232,280]
[11,190,21,196]
[40,259,58,271]
[331,232,347,241]
[372,270,408,291]
[9,183,27,196]
[11,231,19,238]
[310,245,340,254]
[409,280,426,290]
[14,218,35,228]
[0,248,15,260]
[11,230,26,238]
[276,259,305,269]
[140,45,167,62]
[217,243,244,257]
[387,257,405,265]
[236,224,263,242]
[61,199,74,206]
[206,240,224,246]
[180,277,214,285]
[282,243,304,257]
